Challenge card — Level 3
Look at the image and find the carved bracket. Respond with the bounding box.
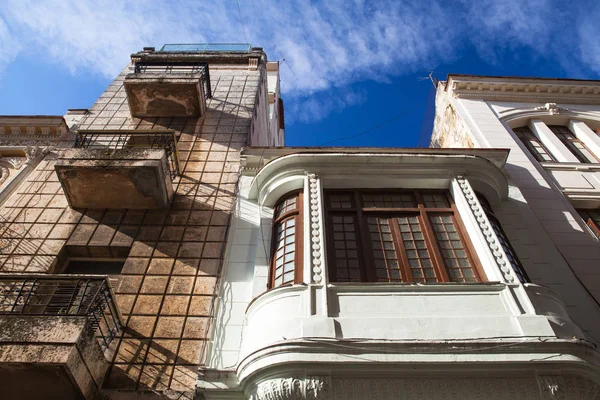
[534,103,568,115]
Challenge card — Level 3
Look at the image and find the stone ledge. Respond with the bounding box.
[55,148,173,209]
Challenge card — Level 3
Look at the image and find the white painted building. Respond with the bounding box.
[199,76,600,399]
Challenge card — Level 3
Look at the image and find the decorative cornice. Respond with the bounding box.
[307,174,325,284]
[455,176,516,283]
[447,77,600,104]
[248,153,510,205]
[248,376,330,400]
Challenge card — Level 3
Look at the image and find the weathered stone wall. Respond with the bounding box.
[430,85,475,149]
[0,61,269,398]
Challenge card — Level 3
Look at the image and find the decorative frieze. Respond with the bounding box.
[307,174,325,284]
[455,176,516,283]
[448,77,600,104]
[538,375,600,400]
[245,374,600,400]
[249,376,330,400]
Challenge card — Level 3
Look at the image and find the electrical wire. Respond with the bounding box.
[321,102,421,146]
[272,44,297,79]
[236,0,249,45]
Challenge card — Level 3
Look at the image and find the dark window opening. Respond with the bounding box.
[549,125,599,164]
[513,126,556,162]
[477,194,529,283]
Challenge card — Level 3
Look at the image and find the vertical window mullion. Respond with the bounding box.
[389,216,413,282]
[415,191,448,282]
[417,201,450,283]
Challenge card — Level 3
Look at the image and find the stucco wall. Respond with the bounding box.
[434,88,600,345]
[430,86,475,148]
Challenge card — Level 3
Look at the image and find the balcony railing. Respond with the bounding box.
[0,275,122,350]
[160,43,251,53]
[132,61,212,99]
[74,129,181,177]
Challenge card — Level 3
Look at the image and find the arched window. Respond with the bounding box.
[269,191,303,288]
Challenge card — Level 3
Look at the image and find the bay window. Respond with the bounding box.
[269,191,303,288]
[324,190,484,284]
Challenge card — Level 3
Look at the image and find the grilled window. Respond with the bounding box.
[549,125,599,163]
[577,209,600,239]
[325,190,483,283]
[269,191,303,288]
[513,126,556,162]
[477,194,529,283]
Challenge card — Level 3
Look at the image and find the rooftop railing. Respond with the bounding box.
[159,43,251,53]
[74,129,181,177]
[0,275,122,349]
[132,61,212,99]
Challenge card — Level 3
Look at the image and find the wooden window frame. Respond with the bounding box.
[325,189,485,284]
[577,209,600,239]
[549,125,600,164]
[268,191,304,289]
[513,126,557,162]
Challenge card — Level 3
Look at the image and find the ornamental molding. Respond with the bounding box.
[534,103,569,115]
[307,174,325,284]
[244,375,600,400]
[2,157,26,170]
[248,376,330,400]
[0,166,9,185]
[331,377,539,400]
[538,375,600,399]
[448,78,600,104]
[455,176,516,283]
[247,152,509,204]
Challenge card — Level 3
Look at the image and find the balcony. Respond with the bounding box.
[0,275,122,400]
[124,60,211,117]
[55,130,178,210]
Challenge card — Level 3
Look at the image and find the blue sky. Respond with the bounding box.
[0,0,599,147]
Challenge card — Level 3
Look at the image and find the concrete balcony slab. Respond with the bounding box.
[124,73,207,117]
[55,148,174,210]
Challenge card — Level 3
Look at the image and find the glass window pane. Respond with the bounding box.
[429,213,477,283]
[330,214,362,282]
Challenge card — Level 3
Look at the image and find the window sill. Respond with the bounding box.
[540,162,600,171]
[328,281,506,293]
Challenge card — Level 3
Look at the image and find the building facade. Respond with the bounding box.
[1,43,600,400]
[0,44,283,399]
[201,75,600,399]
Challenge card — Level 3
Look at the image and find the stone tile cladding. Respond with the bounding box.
[0,64,262,396]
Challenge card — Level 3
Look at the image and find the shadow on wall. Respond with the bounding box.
[498,162,600,344]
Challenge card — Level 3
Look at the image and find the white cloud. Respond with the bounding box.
[0,0,597,121]
[0,17,22,75]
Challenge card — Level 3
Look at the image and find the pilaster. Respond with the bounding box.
[569,119,600,161]
[529,119,579,163]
